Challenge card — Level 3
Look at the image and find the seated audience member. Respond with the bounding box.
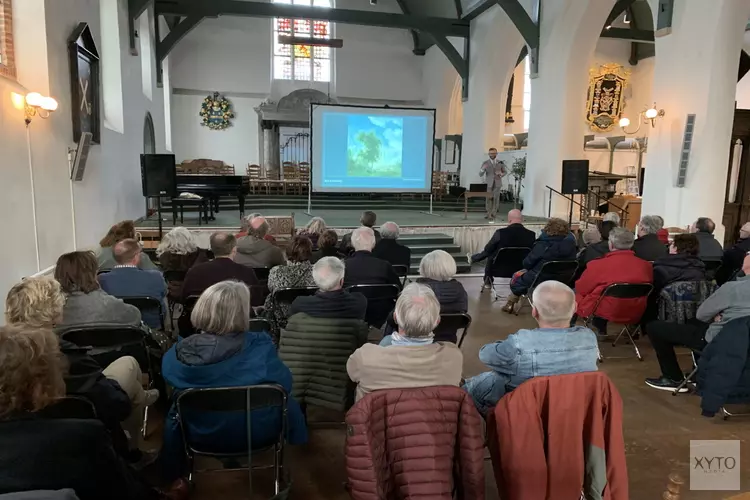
[654,215,670,245]
[97,220,158,272]
[720,222,750,281]
[463,281,599,415]
[645,253,750,391]
[574,228,653,334]
[469,209,536,284]
[602,212,620,225]
[311,229,343,263]
[298,216,327,249]
[235,216,285,268]
[339,211,382,255]
[0,325,172,500]
[290,257,367,320]
[504,218,577,313]
[577,226,608,272]
[343,227,401,288]
[161,281,307,480]
[263,235,317,338]
[372,221,411,268]
[156,227,208,299]
[599,220,617,240]
[653,234,707,296]
[181,232,259,301]
[5,278,159,463]
[382,250,468,344]
[54,251,142,333]
[347,283,463,402]
[691,217,724,260]
[237,213,276,242]
[633,215,669,262]
[99,239,168,330]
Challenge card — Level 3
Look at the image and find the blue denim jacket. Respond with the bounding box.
[464,326,599,414]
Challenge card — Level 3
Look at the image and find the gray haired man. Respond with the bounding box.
[479,147,508,221]
[289,257,367,320]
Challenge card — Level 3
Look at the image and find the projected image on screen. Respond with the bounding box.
[346,116,403,179]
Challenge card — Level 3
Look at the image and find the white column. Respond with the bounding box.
[523,0,616,218]
[641,0,750,242]
[460,5,525,187]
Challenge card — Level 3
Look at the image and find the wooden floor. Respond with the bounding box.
[158,277,750,499]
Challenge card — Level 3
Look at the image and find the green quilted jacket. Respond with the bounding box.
[279,313,369,411]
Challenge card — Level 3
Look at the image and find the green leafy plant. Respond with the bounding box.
[510,155,526,207]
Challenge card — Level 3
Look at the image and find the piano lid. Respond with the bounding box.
[589,170,636,180]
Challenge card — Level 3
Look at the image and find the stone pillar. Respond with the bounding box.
[523,0,616,218]
[460,5,525,187]
[640,0,750,242]
[261,121,280,179]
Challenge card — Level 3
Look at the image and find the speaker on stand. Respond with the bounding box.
[561,160,589,226]
[140,154,177,239]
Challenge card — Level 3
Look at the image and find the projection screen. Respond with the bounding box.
[310,104,436,193]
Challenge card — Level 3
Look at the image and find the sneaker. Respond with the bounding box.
[144,389,160,406]
[466,252,473,264]
[645,377,688,393]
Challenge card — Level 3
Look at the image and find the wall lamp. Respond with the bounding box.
[11,92,59,125]
[618,103,665,135]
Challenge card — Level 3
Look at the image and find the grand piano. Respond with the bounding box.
[175,174,249,218]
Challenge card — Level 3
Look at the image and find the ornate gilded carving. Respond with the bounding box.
[585,63,631,133]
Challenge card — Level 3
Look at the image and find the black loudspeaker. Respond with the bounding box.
[140,154,177,197]
[561,160,589,194]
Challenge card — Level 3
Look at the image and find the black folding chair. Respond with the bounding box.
[515,260,579,315]
[121,296,166,331]
[585,283,653,361]
[61,326,154,439]
[96,269,110,276]
[253,267,272,282]
[41,396,98,420]
[439,313,472,349]
[346,284,401,328]
[270,287,319,311]
[164,270,188,330]
[392,265,409,287]
[175,384,290,496]
[481,247,531,301]
[672,348,702,396]
[701,259,723,281]
[178,295,201,338]
[249,318,272,333]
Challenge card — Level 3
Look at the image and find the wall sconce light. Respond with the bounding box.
[618,103,665,135]
[11,92,58,125]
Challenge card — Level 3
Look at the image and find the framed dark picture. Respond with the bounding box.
[445,138,457,165]
[68,23,100,144]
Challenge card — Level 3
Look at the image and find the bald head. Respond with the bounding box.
[507,209,523,224]
[531,281,577,327]
[248,216,269,238]
[113,238,141,265]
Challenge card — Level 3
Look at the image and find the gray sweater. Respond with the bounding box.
[57,289,142,333]
[697,275,750,342]
[97,246,158,272]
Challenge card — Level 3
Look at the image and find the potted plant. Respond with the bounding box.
[510,155,526,208]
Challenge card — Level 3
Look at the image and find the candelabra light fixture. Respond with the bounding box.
[618,103,665,135]
[11,92,59,125]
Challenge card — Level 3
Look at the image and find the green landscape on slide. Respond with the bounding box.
[346,115,404,178]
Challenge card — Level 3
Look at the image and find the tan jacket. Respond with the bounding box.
[347,342,463,402]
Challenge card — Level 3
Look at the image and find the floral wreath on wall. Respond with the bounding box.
[200,92,235,130]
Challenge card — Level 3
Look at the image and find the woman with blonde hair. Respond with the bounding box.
[0,324,167,499]
[5,277,159,462]
[98,220,158,271]
[156,227,208,298]
[298,216,327,249]
[161,280,307,481]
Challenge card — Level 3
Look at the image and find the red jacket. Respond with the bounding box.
[345,386,485,500]
[574,250,653,323]
[657,228,669,244]
[487,372,628,500]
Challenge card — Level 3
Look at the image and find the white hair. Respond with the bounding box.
[394,283,440,338]
[351,226,376,252]
[609,227,635,250]
[380,222,400,240]
[602,212,620,225]
[313,257,345,291]
[582,226,602,246]
[156,226,198,256]
[639,215,662,235]
[305,217,327,235]
[531,281,576,324]
[419,250,456,282]
[191,280,251,335]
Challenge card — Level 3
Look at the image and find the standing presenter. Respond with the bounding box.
[479,147,508,221]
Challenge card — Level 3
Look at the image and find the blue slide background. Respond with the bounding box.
[319,110,430,191]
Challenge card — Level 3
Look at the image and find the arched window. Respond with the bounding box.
[0,0,15,79]
[523,56,531,132]
[272,0,332,82]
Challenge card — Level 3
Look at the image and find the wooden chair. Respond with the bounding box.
[431,172,448,201]
[246,164,264,194]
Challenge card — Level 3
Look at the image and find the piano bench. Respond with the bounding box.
[172,198,210,225]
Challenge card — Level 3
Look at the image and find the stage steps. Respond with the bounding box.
[398,233,471,274]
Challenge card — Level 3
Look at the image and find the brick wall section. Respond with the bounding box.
[0,0,16,79]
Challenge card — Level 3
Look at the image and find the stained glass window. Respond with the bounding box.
[0,0,16,79]
[273,0,331,83]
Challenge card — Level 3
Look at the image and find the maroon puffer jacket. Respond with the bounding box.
[345,386,485,500]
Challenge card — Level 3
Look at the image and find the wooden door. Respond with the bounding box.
[722,110,750,246]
